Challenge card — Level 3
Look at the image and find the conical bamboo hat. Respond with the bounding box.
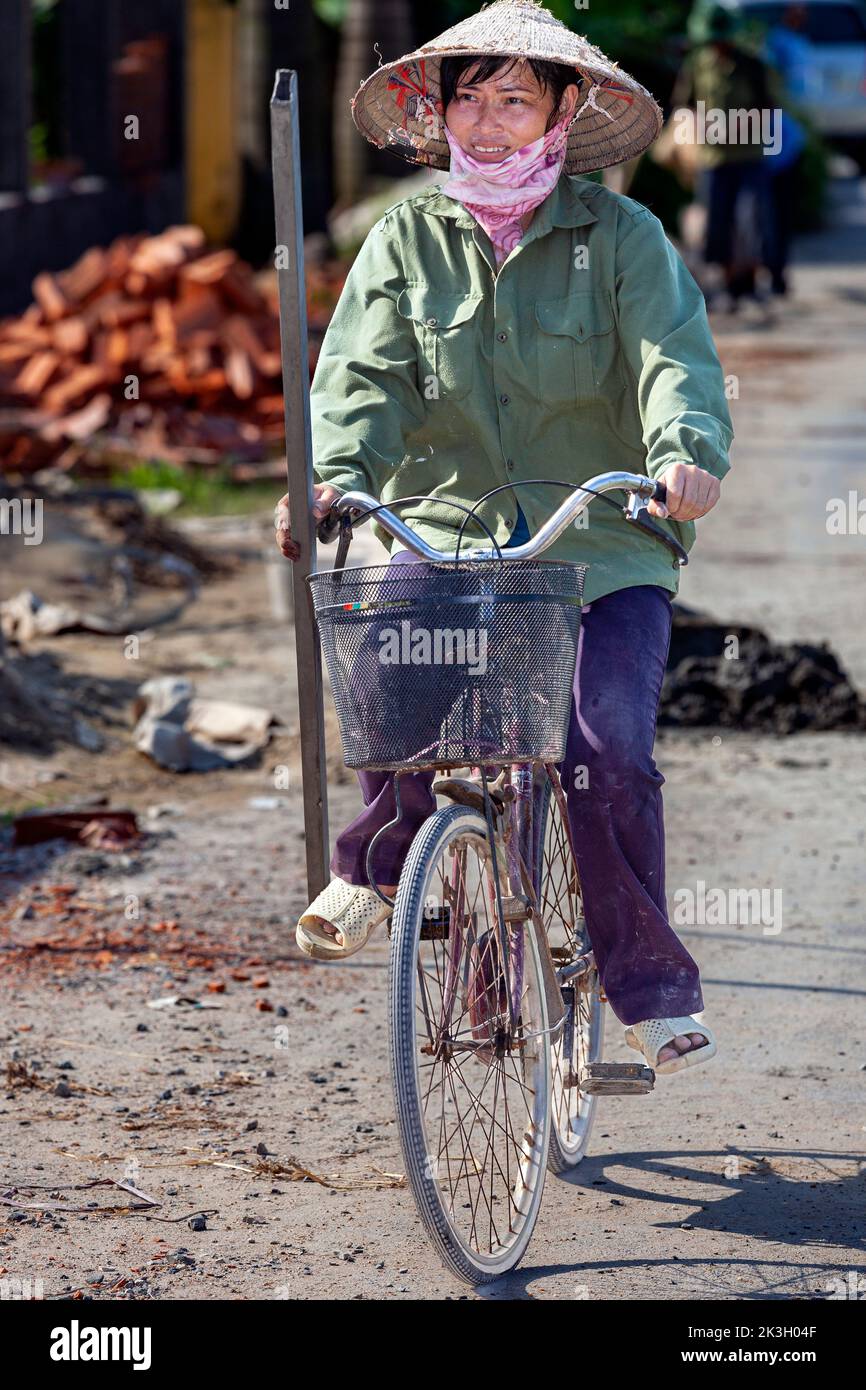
[351,0,662,175]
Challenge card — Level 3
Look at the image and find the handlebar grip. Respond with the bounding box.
[652,479,667,505]
[316,508,342,543]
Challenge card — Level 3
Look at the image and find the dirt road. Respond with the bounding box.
[1,179,864,1301]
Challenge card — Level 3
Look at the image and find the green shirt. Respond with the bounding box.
[311,173,733,604]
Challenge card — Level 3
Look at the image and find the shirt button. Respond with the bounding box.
[505,517,514,529]
[499,393,510,405]
[426,316,438,327]
[497,331,508,342]
[506,459,515,471]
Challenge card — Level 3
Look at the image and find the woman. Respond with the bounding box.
[275,0,733,1075]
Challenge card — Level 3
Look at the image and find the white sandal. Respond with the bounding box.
[296,877,394,961]
[624,1016,717,1075]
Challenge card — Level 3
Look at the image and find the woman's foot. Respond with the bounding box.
[295,878,396,960]
[320,884,397,948]
[657,1031,710,1066]
[624,1016,717,1075]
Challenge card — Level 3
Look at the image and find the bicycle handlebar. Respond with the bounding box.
[317,472,687,567]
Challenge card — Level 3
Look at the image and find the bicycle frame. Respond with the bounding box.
[406,757,578,1048]
[333,473,661,1051]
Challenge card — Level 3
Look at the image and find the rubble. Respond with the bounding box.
[0,646,109,752]
[132,676,279,772]
[11,808,140,850]
[0,490,238,751]
[87,493,232,583]
[1,588,140,641]
[661,606,866,734]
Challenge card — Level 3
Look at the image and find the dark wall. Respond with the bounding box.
[60,0,185,178]
[0,0,185,315]
[235,0,335,264]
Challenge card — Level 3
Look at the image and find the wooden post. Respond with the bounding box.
[186,0,241,242]
[270,68,329,902]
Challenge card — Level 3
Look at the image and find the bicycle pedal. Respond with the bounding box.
[576,1062,655,1096]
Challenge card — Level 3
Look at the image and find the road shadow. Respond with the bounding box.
[480,1253,858,1300]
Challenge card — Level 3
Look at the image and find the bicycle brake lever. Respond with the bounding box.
[622,499,689,566]
[316,509,342,543]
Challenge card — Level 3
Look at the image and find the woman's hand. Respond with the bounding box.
[646,462,721,522]
[274,483,343,560]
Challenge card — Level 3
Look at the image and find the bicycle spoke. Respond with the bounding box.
[535,765,603,1165]
[401,816,549,1263]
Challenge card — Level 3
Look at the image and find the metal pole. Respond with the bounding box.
[270,68,329,902]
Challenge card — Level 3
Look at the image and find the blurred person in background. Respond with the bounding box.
[674,1,782,310]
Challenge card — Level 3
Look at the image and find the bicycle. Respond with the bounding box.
[309,471,687,1285]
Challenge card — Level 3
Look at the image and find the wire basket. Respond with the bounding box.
[308,559,587,771]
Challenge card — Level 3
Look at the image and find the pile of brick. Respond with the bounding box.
[0,226,346,478]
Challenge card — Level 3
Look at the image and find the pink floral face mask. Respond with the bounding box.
[441,113,573,265]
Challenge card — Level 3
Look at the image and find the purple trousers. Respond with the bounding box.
[330,550,703,1026]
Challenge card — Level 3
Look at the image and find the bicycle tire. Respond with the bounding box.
[389,803,552,1285]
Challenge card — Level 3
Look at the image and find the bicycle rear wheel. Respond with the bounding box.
[389,803,551,1285]
[535,768,605,1173]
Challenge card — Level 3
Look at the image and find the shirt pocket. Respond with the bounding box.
[397,286,482,402]
[534,290,623,407]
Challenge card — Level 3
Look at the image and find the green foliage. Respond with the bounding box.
[565,0,694,100]
[793,125,830,232]
[314,0,350,26]
[29,122,50,170]
[31,0,63,166]
[109,461,280,517]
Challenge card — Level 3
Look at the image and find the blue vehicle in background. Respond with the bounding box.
[718,0,866,148]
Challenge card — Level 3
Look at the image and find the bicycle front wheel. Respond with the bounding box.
[389,803,552,1285]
